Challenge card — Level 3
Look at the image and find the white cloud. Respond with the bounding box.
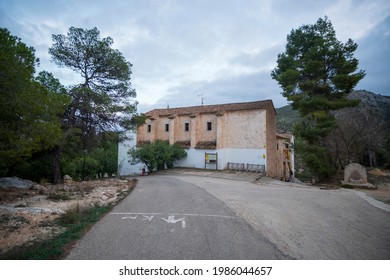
[325,0,390,40]
[1,0,389,111]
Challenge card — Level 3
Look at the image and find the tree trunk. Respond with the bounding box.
[52,145,62,184]
[368,149,377,167]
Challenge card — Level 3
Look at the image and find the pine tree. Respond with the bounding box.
[271,17,365,179]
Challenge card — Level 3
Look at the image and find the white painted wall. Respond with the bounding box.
[218,148,267,170]
[175,148,267,170]
[118,132,268,175]
[118,131,145,176]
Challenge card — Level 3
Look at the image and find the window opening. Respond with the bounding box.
[207,122,212,131]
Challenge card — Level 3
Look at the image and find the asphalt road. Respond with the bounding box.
[66,173,390,260]
[66,175,288,259]
[177,175,390,259]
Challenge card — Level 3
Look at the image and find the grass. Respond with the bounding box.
[47,191,71,201]
[0,204,113,260]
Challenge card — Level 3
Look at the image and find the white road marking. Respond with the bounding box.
[161,216,186,228]
[121,216,137,220]
[142,215,154,221]
[111,212,234,219]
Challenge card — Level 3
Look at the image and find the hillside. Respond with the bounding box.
[276,90,390,133]
[276,104,299,133]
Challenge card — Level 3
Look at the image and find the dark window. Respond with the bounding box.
[165,124,169,132]
[147,125,151,133]
[207,122,212,131]
[185,122,189,131]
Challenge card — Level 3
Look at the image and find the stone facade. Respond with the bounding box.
[135,100,285,177]
[341,162,376,189]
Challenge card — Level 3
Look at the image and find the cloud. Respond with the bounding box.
[1,0,389,113]
[355,15,390,95]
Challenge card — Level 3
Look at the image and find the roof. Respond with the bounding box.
[276,133,293,140]
[145,100,275,118]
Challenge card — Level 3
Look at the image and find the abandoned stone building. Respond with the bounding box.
[119,100,294,179]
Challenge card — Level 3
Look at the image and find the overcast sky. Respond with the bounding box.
[1,0,389,113]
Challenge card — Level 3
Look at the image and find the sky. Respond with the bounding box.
[1,0,389,113]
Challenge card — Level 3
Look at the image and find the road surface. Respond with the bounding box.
[66,173,390,259]
[66,175,288,259]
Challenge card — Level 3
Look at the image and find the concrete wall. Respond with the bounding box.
[175,148,267,170]
[118,131,145,176]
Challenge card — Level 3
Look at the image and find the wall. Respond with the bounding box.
[221,110,266,149]
[175,148,267,170]
[118,131,145,175]
[196,113,217,143]
[265,106,277,177]
[174,115,191,144]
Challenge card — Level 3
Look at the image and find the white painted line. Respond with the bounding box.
[110,212,235,219]
[353,191,390,213]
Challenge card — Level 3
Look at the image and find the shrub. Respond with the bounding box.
[129,140,187,172]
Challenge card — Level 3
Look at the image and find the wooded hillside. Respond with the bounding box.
[277,90,390,169]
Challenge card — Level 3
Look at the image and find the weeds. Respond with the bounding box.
[0,204,112,260]
[48,191,71,201]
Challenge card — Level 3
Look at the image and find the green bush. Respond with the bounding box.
[48,191,71,201]
[129,140,187,172]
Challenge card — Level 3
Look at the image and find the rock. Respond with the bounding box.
[368,168,388,176]
[63,174,72,180]
[289,177,304,184]
[0,177,33,189]
[341,163,376,189]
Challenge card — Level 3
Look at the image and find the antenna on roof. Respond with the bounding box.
[198,93,206,105]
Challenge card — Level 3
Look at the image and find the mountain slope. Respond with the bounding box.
[276,90,390,133]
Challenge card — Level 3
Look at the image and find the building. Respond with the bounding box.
[276,133,295,181]
[128,99,289,177]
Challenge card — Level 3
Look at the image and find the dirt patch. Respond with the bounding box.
[0,177,136,256]
[317,169,390,205]
[363,169,390,205]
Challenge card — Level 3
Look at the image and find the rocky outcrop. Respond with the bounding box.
[0,177,33,189]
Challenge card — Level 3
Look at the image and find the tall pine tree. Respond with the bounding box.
[271,17,365,179]
[49,27,137,182]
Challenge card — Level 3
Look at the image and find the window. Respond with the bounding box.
[207,122,212,131]
[147,125,151,133]
[165,123,169,132]
[185,122,189,132]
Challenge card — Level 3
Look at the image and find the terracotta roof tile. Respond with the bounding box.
[146,100,274,117]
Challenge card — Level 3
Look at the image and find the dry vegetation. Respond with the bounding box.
[0,177,136,258]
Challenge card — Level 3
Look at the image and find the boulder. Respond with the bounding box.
[0,177,33,189]
[63,175,73,181]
